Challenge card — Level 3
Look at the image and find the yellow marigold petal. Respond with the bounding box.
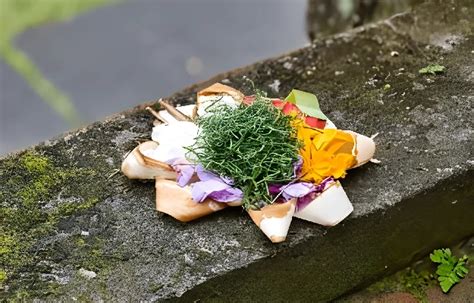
[330,154,356,178]
[313,129,336,150]
[297,125,357,184]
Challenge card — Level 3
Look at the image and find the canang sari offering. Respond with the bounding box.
[122,83,377,243]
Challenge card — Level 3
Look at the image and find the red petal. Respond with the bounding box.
[243,95,255,105]
[272,99,285,108]
[282,102,301,115]
[305,116,326,129]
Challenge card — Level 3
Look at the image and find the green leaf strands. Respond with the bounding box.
[187,90,300,210]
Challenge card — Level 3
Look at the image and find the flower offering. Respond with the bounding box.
[122,83,377,243]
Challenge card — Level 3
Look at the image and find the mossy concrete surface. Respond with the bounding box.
[1,0,473,301]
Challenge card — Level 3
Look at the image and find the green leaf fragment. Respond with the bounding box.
[419,64,446,75]
[459,266,469,275]
[436,264,452,276]
[430,250,442,263]
[285,89,328,120]
[440,279,453,293]
[430,255,439,263]
[430,248,469,293]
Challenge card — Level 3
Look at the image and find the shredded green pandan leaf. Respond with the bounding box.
[187,90,300,210]
[430,248,469,293]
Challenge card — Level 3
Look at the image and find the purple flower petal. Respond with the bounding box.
[268,183,283,195]
[281,182,315,201]
[186,165,243,203]
[295,177,335,211]
[296,191,318,211]
[191,179,232,203]
[169,158,196,187]
[165,157,180,165]
[208,187,243,202]
[177,166,195,187]
[292,156,303,178]
[196,165,235,185]
[195,165,219,181]
[220,175,235,186]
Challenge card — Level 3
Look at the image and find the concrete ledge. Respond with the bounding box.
[1,0,473,301]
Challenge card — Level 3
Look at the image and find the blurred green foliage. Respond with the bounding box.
[0,0,115,126]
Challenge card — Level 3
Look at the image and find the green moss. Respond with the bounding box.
[57,197,100,217]
[67,235,124,276]
[77,293,95,303]
[419,64,445,75]
[368,268,436,302]
[11,290,31,301]
[76,238,86,247]
[21,153,50,173]
[0,151,107,298]
[0,234,30,270]
[0,269,7,287]
[148,282,164,293]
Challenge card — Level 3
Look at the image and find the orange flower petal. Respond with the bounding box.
[296,124,356,184]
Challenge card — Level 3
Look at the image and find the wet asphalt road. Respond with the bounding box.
[0,0,308,155]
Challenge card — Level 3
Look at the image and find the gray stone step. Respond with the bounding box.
[1,0,473,301]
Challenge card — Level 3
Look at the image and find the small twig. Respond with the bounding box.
[145,106,168,124]
[370,158,382,164]
[122,149,133,160]
[107,169,120,180]
[158,99,192,121]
